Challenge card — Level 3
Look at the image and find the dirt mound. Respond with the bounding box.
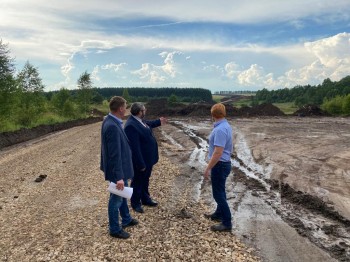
[179,104,212,117]
[146,99,284,118]
[248,103,285,116]
[270,180,350,226]
[0,117,102,149]
[293,104,329,116]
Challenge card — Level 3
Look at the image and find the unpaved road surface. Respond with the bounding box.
[158,117,350,261]
[0,123,258,262]
[1,117,349,261]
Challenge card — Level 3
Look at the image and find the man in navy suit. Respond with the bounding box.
[100,96,138,239]
[124,102,167,213]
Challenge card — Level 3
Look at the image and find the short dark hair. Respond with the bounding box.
[130,102,145,116]
[109,96,126,112]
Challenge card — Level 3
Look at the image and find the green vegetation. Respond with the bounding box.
[273,102,299,115]
[322,94,350,115]
[88,87,213,103]
[254,77,350,115]
[0,40,104,132]
[212,95,225,102]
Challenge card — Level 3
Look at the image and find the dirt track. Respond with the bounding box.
[1,116,349,261]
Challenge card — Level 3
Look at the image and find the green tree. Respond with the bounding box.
[51,87,70,113]
[62,100,77,118]
[122,88,131,103]
[342,94,350,115]
[16,61,46,126]
[168,93,178,106]
[91,90,104,104]
[0,40,17,126]
[322,96,343,115]
[77,71,92,115]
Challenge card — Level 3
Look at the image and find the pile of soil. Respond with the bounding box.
[179,103,212,117]
[146,100,285,118]
[293,104,329,116]
[0,116,102,149]
[248,103,285,116]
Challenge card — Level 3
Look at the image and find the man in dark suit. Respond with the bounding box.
[100,96,138,239]
[124,102,167,213]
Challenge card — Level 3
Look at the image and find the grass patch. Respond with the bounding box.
[212,95,225,102]
[92,101,109,114]
[273,102,298,115]
[233,98,252,108]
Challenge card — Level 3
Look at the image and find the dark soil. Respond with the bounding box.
[293,104,329,116]
[0,116,102,150]
[270,179,350,226]
[146,99,285,118]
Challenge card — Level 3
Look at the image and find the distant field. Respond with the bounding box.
[213,95,298,114]
[273,102,298,115]
[212,95,225,102]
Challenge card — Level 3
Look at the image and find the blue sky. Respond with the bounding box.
[1,0,350,92]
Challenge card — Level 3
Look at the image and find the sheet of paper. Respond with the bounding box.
[108,182,133,199]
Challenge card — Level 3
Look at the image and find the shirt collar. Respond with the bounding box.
[213,118,226,128]
[108,113,123,125]
[132,114,143,122]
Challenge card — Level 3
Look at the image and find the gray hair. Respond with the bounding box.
[130,102,145,116]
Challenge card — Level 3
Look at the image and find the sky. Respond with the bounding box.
[1,1,350,93]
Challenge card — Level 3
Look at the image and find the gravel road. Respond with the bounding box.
[0,122,259,262]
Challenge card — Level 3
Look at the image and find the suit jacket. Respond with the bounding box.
[124,116,161,171]
[100,114,134,183]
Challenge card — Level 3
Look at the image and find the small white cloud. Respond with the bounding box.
[224,62,240,79]
[91,65,100,82]
[101,63,127,72]
[132,63,166,84]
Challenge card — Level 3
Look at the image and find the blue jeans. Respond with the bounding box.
[108,180,132,234]
[211,161,232,228]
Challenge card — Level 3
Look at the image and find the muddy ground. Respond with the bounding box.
[1,116,349,261]
[158,116,350,261]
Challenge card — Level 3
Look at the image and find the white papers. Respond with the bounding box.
[108,182,133,199]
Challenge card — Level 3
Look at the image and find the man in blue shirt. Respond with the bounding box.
[204,103,233,232]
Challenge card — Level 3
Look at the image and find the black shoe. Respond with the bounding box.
[204,213,222,222]
[110,229,130,239]
[132,206,144,213]
[210,223,232,232]
[142,200,158,207]
[122,218,139,229]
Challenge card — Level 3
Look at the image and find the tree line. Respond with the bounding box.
[0,40,98,132]
[253,76,350,115]
[1,39,213,132]
[95,87,212,103]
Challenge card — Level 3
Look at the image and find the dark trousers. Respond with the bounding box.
[211,161,232,228]
[131,166,153,208]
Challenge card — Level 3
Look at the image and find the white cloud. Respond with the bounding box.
[1,1,350,91]
[225,62,241,79]
[161,51,184,78]
[132,63,166,84]
[101,63,128,72]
